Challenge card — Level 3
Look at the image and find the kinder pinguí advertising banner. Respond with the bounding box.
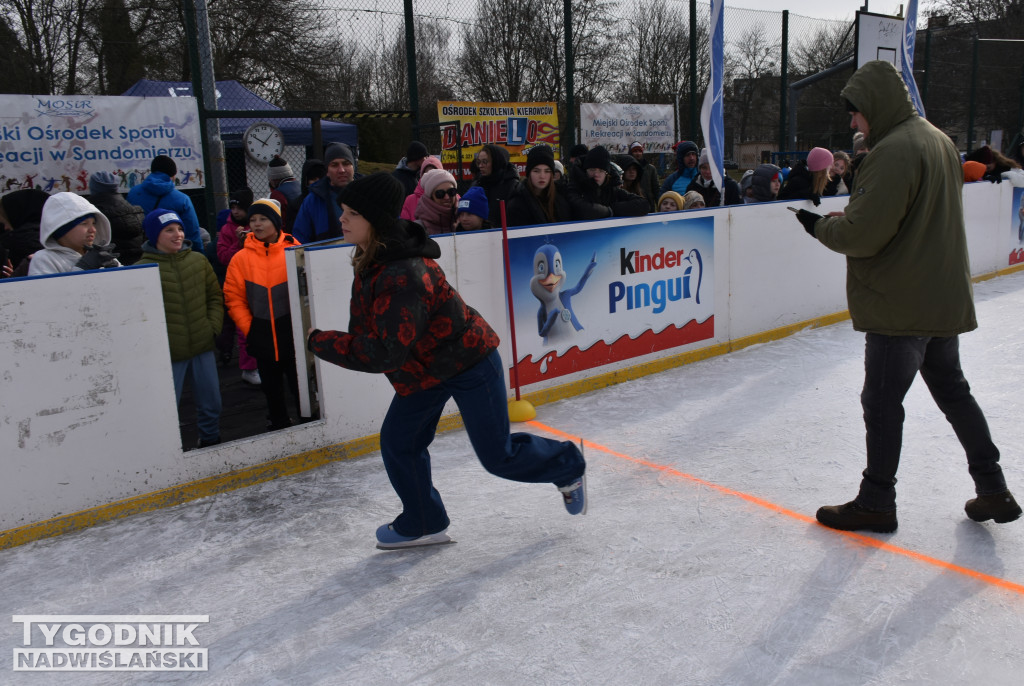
[436,101,559,176]
[0,94,203,195]
[506,215,715,386]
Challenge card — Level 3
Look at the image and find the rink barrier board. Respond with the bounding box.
[3,263,1024,551]
[3,183,1019,549]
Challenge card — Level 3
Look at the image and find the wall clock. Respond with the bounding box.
[243,122,284,163]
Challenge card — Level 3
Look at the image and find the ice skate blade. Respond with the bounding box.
[376,533,456,550]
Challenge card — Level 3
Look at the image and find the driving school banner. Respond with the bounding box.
[506,216,715,386]
[436,101,559,176]
[0,94,203,195]
[580,103,675,155]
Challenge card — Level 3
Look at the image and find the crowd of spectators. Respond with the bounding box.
[4,130,1022,449]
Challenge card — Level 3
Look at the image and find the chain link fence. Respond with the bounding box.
[2,0,1021,197]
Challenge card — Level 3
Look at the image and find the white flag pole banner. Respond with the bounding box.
[0,94,204,195]
[580,104,675,154]
[699,0,725,204]
[902,0,926,117]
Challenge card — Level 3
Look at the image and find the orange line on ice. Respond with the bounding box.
[527,420,1024,597]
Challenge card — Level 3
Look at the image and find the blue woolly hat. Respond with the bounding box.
[456,186,488,220]
[143,209,184,246]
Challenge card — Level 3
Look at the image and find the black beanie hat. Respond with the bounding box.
[406,141,428,163]
[151,154,177,177]
[337,172,405,234]
[229,187,254,208]
[525,145,556,176]
[569,143,589,159]
[583,145,611,172]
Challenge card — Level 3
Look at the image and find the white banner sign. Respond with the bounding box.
[0,94,204,195]
[580,103,675,155]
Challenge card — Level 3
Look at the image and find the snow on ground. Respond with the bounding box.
[4,271,1024,685]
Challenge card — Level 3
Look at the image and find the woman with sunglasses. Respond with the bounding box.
[414,168,460,235]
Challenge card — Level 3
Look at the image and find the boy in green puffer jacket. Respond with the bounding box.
[137,209,224,449]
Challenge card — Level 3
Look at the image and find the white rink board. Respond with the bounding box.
[0,182,1017,530]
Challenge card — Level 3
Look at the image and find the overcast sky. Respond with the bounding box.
[724,0,906,21]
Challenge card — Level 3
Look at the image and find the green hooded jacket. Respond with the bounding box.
[814,60,976,336]
[136,242,224,362]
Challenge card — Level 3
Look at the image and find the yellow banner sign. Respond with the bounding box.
[436,101,560,175]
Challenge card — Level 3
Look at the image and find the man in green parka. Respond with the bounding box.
[794,60,1020,533]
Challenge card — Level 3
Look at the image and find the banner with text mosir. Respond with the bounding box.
[0,94,203,196]
[580,103,675,155]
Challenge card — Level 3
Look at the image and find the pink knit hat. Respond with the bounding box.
[420,168,457,198]
[806,147,833,172]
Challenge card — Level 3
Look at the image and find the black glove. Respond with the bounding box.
[810,193,822,207]
[75,243,119,270]
[985,174,1002,184]
[796,210,823,237]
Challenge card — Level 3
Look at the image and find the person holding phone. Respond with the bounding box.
[792,60,1019,533]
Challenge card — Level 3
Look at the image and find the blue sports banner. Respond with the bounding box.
[506,216,715,386]
[902,0,926,117]
[0,94,203,195]
[700,0,725,204]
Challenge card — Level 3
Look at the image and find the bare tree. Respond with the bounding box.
[924,0,1024,24]
[89,0,144,94]
[612,0,691,103]
[725,23,779,144]
[1,0,96,93]
[456,0,542,101]
[563,0,617,103]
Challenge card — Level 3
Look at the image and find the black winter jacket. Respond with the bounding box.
[90,192,145,265]
[565,164,649,221]
[471,144,521,225]
[778,160,821,205]
[505,179,572,227]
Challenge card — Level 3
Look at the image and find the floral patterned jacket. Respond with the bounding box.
[307,220,499,395]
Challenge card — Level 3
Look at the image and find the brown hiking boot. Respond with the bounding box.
[965,491,1022,523]
[816,500,898,533]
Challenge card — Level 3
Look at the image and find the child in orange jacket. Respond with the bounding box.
[223,199,305,430]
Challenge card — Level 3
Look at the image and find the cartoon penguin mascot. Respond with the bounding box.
[530,244,597,345]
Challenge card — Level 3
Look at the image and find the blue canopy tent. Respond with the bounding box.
[121,79,357,149]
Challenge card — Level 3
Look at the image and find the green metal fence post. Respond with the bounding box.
[182,0,218,234]
[564,0,575,151]
[922,27,931,111]
[967,35,978,151]
[779,10,789,155]
[404,0,420,133]
[689,0,697,140]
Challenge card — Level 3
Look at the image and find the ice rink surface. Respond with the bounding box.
[5,271,1024,685]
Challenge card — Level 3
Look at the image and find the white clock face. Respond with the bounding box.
[244,123,284,163]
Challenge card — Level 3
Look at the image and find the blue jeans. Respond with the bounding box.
[856,334,1007,511]
[172,350,222,443]
[380,349,586,536]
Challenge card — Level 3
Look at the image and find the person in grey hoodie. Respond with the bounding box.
[28,192,120,275]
